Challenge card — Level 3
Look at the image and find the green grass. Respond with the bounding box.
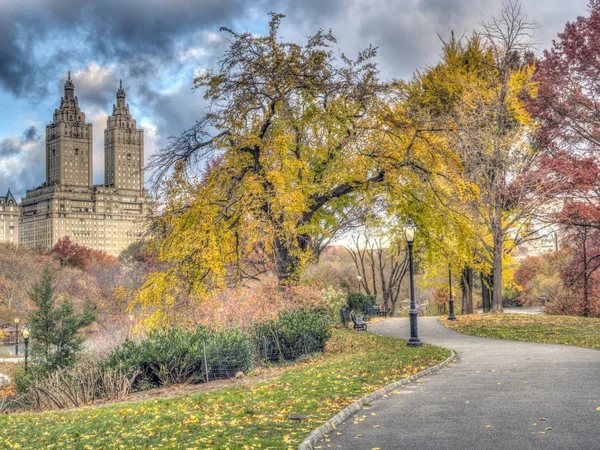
[441,314,600,349]
[0,329,450,450]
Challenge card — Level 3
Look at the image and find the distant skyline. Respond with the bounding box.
[0,0,590,200]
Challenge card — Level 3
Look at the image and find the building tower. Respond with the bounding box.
[104,80,144,191]
[46,71,93,187]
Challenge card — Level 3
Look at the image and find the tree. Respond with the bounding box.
[133,14,452,325]
[346,228,408,315]
[145,14,385,287]
[533,0,600,155]
[51,237,118,270]
[0,244,51,313]
[28,267,97,372]
[531,0,600,316]
[460,268,475,314]
[557,202,600,316]
[406,3,557,312]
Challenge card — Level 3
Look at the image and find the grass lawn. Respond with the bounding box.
[441,314,600,349]
[0,329,450,450]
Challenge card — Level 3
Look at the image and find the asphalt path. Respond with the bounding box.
[321,317,600,450]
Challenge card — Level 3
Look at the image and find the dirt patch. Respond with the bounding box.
[94,368,287,407]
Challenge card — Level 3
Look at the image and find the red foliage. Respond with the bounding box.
[514,256,544,290]
[432,286,449,313]
[532,1,600,153]
[51,237,118,270]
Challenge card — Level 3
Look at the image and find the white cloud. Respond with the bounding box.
[178,47,209,61]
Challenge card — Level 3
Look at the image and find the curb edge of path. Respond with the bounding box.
[297,349,456,450]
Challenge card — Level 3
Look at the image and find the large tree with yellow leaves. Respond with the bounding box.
[135,14,450,321]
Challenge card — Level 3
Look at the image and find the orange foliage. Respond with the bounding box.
[190,276,326,330]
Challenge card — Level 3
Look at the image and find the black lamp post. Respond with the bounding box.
[403,219,422,347]
[22,328,30,373]
[447,264,456,320]
[14,318,19,357]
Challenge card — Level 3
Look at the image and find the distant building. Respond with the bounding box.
[514,200,565,260]
[514,230,559,260]
[0,190,19,244]
[18,73,151,256]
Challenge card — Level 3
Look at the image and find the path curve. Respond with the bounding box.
[322,317,600,450]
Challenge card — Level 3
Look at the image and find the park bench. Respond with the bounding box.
[351,314,367,331]
[377,306,388,317]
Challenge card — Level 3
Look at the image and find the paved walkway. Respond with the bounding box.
[322,317,600,450]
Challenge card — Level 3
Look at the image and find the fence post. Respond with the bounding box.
[203,341,209,383]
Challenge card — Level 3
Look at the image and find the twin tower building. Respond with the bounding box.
[10,73,152,256]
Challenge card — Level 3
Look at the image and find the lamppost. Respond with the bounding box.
[22,328,30,373]
[447,264,456,320]
[403,219,422,347]
[357,275,362,294]
[14,318,19,357]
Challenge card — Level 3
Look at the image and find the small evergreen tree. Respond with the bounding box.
[28,267,97,372]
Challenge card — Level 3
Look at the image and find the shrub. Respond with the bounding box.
[106,326,254,389]
[319,287,347,320]
[253,309,331,362]
[22,358,138,411]
[347,292,376,315]
[0,384,16,414]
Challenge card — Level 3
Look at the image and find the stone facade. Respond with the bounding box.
[104,80,144,192]
[0,190,19,245]
[19,73,151,256]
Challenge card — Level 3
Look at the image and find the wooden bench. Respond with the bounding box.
[351,314,367,331]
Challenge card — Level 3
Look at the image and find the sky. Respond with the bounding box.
[0,0,590,200]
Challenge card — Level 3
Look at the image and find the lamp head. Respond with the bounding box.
[22,329,30,339]
[403,219,417,244]
[14,318,19,325]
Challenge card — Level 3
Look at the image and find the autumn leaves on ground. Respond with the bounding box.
[441,314,600,349]
[0,330,449,450]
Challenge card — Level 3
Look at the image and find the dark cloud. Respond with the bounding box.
[0,0,253,98]
[21,126,41,143]
[0,139,22,157]
[0,0,592,198]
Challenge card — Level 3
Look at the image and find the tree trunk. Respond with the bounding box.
[461,268,474,314]
[491,233,504,312]
[274,233,309,284]
[481,272,493,313]
[582,227,590,317]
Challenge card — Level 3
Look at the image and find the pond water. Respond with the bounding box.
[1,342,20,358]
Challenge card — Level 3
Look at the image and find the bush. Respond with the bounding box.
[320,287,347,320]
[23,359,138,411]
[106,326,254,389]
[253,309,331,362]
[347,292,376,315]
[207,328,254,380]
